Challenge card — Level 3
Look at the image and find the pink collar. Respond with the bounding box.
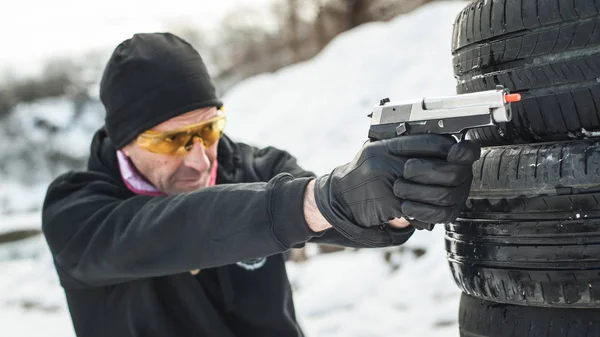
[116,150,218,196]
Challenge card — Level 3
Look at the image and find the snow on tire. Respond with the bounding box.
[446,139,600,308]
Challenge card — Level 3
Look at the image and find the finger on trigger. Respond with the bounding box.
[447,140,481,164]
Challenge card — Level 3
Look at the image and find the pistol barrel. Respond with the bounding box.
[368,86,520,139]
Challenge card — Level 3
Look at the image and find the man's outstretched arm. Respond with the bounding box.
[253,135,479,248]
[42,171,321,289]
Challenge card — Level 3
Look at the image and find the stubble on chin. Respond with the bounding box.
[167,173,212,194]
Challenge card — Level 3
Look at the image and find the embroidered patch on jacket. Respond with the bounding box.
[236,257,267,271]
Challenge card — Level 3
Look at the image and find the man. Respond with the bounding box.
[41,33,480,337]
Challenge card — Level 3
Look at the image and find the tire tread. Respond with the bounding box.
[452,0,600,146]
[446,140,600,308]
[459,293,600,337]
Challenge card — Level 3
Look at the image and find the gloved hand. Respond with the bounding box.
[313,134,480,247]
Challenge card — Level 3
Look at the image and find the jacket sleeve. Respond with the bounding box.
[42,170,318,288]
[251,145,416,248]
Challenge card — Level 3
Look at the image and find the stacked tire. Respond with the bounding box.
[447,1,600,336]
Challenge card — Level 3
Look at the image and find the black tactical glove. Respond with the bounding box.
[313,134,480,247]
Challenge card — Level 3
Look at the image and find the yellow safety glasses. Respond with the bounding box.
[136,115,227,156]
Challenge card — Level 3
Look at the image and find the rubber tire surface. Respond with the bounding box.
[459,293,600,337]
[445,139,600,308]
[452,0,600,146]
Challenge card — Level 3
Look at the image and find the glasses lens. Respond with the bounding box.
[199,118,226,147]
[137,116,226,155]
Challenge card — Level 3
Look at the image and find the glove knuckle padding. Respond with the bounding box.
[339,150,403,194]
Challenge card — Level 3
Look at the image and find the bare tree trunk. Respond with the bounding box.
[314,2,334,50]
[345,0,370,28]
[287,0,301,63]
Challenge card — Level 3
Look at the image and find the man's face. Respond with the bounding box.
[122,107,220,195]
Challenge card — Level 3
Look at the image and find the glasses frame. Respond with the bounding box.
[136,114,227,155]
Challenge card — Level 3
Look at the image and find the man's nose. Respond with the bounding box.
[183,139,211,172]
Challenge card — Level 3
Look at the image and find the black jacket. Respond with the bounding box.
[41,128,415,337]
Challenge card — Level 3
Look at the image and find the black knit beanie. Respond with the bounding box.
[100,32,223,149]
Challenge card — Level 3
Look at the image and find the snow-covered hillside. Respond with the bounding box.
[222,2,461,175]
[0,1,470,336]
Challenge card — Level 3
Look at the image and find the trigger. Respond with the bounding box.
[457,129,469,142]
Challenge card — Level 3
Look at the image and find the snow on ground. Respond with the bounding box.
[0,212,41,236]
[0,228,459,337]
[288,229,460,337]
[0,1,469,336]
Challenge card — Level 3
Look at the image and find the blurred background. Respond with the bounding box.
[0,0,469,336]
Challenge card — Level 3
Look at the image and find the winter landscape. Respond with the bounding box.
[0,1,470,336]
